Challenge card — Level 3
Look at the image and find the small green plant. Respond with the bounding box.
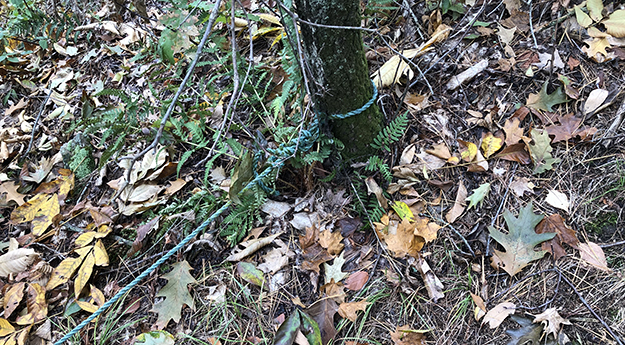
[427,0,466,16]
[371,111,409,151]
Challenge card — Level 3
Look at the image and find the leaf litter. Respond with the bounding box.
[2,0,625,344]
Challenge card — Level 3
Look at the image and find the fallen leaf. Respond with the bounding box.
[344,271,369,291]
[425,142,451,160]
[307,298,339,345]
[0,181,27,206]
[481,132,503,158]
[583,88,609,115]
[338,300,370,322]
[532,308,571,338]
[535,214,579,259]
[544,190,569,212]
[577,242,611,272]
[527,129,560,174]
[237,262,266,287]
[226,233,281,262]
[489,203,555,276]
[318,230,344,256]
[458,139,477,162]
[150,261,197,329]
[46,257,83,290]
[574,5,593,28]
[510,177,535,197]
[0,248,38,278]
[506,315,544,344]
[587,0,603,22]
[445,180,467,224]
[467,148,489,172]
[470,293,486,321]
[10,193,60,236]
[503,118,524,146]
[603,10,625,37]
[380,218,424,258]
[3,282,26,318]
[391,201,415,222]
[413,257,444,302]
[499,143,531,165]
[466,183,490,210]
[526,82,567,112]
[15,283,47,325]
[365,177,388,210]
[390,325,427,345]
[0,318,15,336]
[324,252,348,284]
[483,302,516,328]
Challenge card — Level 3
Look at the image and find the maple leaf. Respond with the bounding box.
[150,261,196,329]
[324,252,348,284]
[527,129,560,174]
[379,218,425,258]
[488,203,555,276]
[526,82,567,112]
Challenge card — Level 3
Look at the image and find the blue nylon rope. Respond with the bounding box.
[52,80,377,344]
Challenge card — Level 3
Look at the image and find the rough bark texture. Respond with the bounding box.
[294,0,382,159]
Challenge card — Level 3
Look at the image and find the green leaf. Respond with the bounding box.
[526,82,568,112]
[466,183,491,210]
[587,0,604,22]
[603,9,625,37]
[574,5,593,28]
[488,203,555,276]
[135,331,175,345]
[237,262,265,287]
[150,261,196,329]
[528,129,561,174]
[273,311,301,345]
[298,310,323,345]
[229,150,255,204]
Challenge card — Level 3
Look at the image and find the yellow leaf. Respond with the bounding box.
[603,10,625,37]
[391,201,414,221]
[0,318,15,337]
[46,257,83,290]
[75,231,108,248]
[371,54,415,89]
[76,300,99,313]
[75,251,95,297]
[89,285,106,306]
[582,37,611,61]
[257,13,282,26]
[32,193,59,236]
[481,132,503,158]
[457,139,477,162]
[587,0,604,22]
[74,245,94,258]
[15,283,47,325]
[94,240,109,266]
[57,169,75,201]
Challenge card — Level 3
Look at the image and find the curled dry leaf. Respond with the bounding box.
[413,257,444,302]
[583,88,609,115]
[445,180,467,224]
[365,177,388,210]
[338,300,370,322]
[390,325,428,345]
[577,242,611,272]
[532,308,571,339]
[544,190,570,212]
[535,214,579,260]
[483,302,516,328]
[0,248,38,278]
[470,293,486,321]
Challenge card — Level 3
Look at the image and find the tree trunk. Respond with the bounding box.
[294,0,382,159]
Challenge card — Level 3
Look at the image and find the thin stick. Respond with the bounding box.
[27,87,53,154]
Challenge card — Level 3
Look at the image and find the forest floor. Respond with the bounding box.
[1,0,625,344]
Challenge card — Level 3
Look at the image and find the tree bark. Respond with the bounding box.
[294,0,382,159]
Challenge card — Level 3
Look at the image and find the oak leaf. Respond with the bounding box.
[466,183,490,210]
[488,203,555,276]
[324,252,348,284]
[390,325,427,345]
[499,143,531,165]
[318,230,344,256]
[0,181,26,206]
[526,82,567,112]
[532,308,571,339]
[535,214,579,259]
[503,118,524,146]
[150,261,196,329]
[527,129,560,174]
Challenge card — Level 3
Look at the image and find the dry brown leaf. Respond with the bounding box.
[390,325,427,345]
[0,181,27,206]
[425,142,451,160]
[532,308,571,338]
[365,177,388,210]
[344,271,369,291]
[226,233,282,262]
[499,143,531,165]
[338,300,370,322]
[445,181,467,223]
[578,242,610,272]
[318,230,344,256]
[470,292,487,321]
[503,118,524,146]
[510,177,534,197]
[483,302,516,328]
[413,257,444,302]
[381,218,424,258]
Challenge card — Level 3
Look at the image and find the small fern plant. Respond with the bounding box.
[371,111,408,151]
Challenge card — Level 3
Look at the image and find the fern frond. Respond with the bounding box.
[371,111,409,151]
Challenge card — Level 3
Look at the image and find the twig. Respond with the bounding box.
[557,268,624,345]
[599,240,625,249]
[602,96,625,147]
[115,0,222,199]
[528,0,538,49]
[27,87,53,154]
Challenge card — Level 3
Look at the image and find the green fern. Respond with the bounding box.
[365,155,393,182]
[371,111,409,151]
[220,186,267,245]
